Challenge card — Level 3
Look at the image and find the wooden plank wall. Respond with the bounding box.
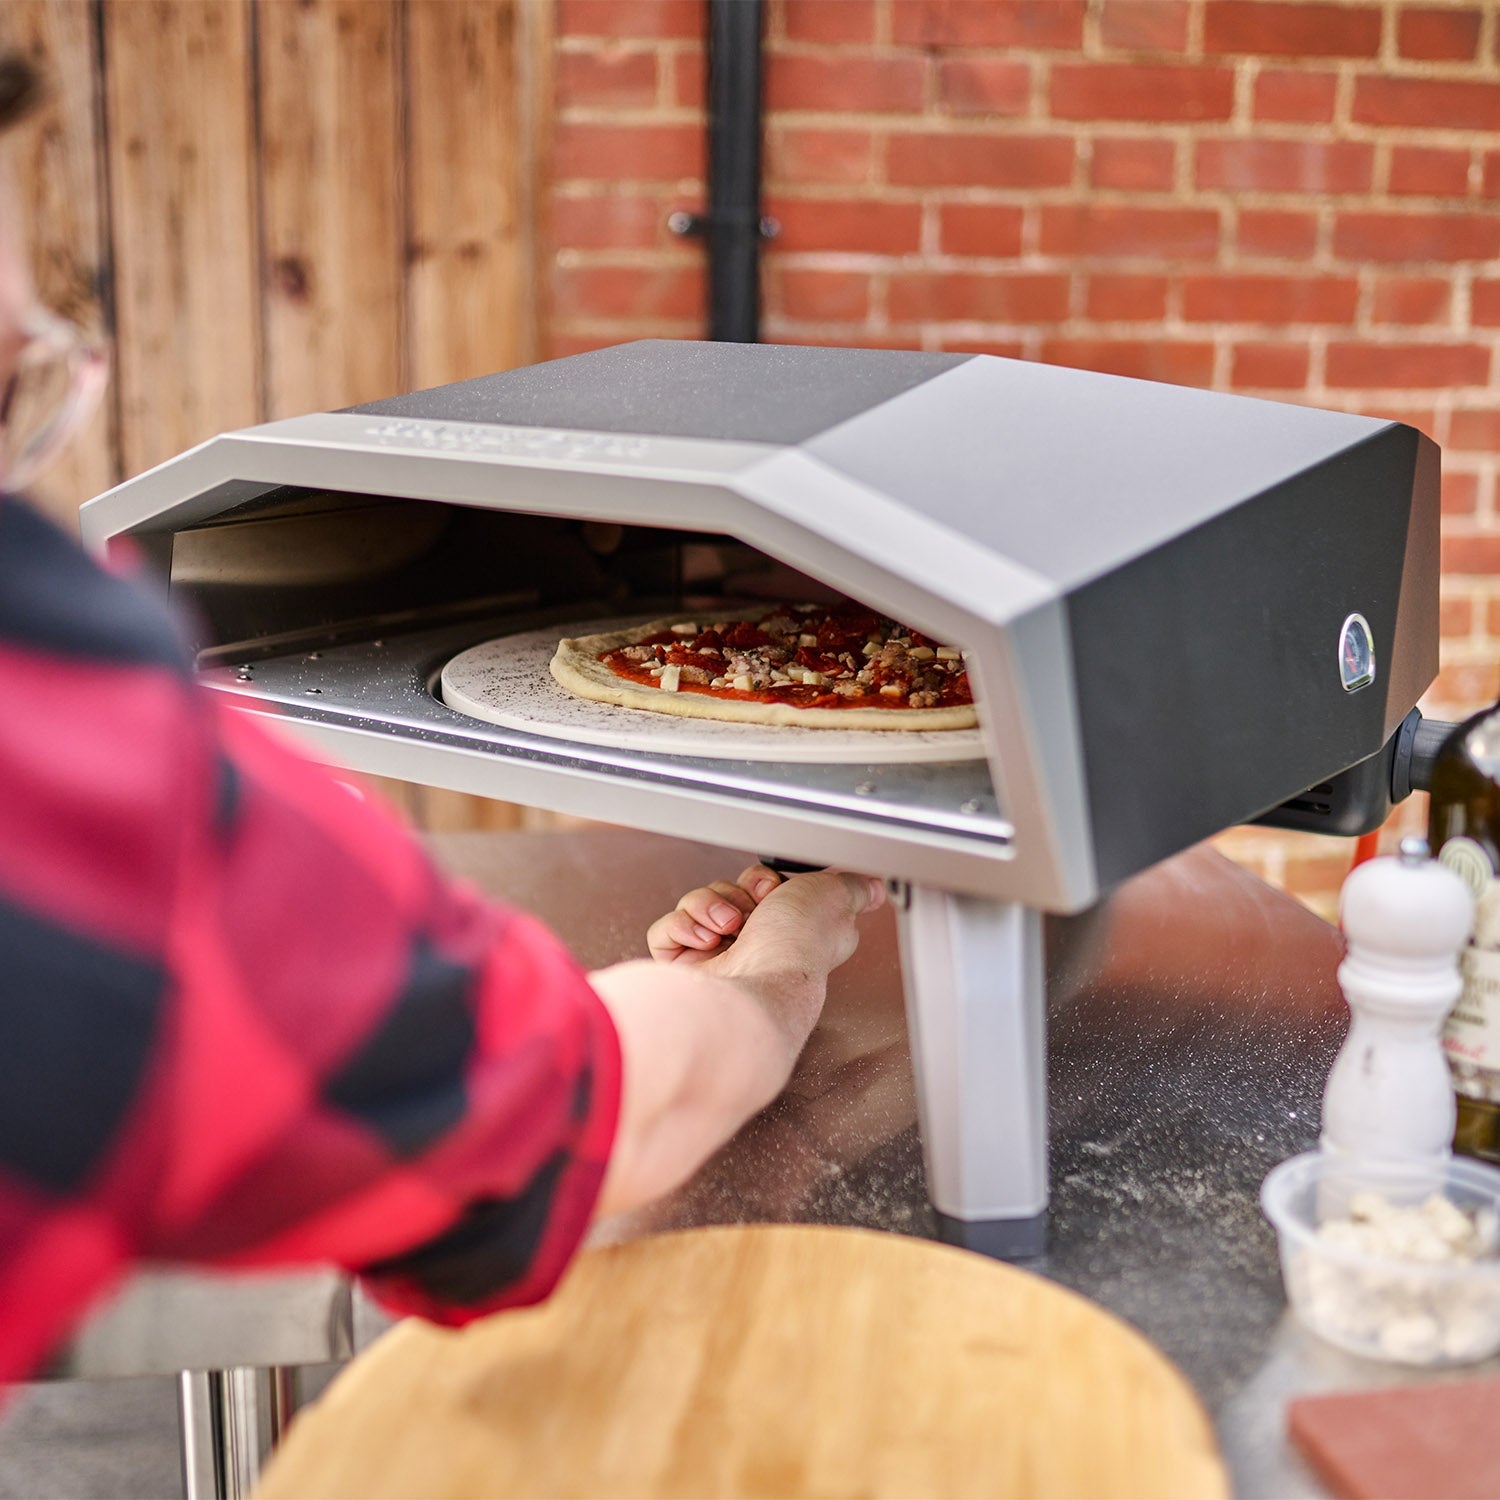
[1,0,550,831]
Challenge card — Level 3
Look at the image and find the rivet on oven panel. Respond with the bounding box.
[306,687,323,695]
[236,670,253,682]
[372,640,384,649]
[855,781,876,795]
[307,651,321,660]
[960,799,981,814]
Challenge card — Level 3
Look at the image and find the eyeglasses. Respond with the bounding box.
[0,305,108,493]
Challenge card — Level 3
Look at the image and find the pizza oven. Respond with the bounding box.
[78,340,1441,1258]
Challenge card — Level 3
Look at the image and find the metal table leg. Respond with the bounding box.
[896,885,1048,1259]
[178,1367,297,1500]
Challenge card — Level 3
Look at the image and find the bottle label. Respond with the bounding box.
[1440,836,1492,901]
[1444,861,1500,1103]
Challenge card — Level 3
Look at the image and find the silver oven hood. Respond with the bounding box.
[78,340,1441,1258]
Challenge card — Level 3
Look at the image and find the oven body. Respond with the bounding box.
[80,341,1439,1255]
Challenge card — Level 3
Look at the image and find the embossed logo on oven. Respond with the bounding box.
[362,419,652,464]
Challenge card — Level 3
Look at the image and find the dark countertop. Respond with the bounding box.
[51,826,1500,1498]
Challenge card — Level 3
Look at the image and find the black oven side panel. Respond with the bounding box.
[1066,422,1435,890]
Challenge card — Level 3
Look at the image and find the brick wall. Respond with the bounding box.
[550,0,1500,918]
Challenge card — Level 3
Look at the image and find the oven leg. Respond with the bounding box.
[895,886,1048,1260]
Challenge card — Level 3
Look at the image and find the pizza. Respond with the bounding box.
[548,603,976,730]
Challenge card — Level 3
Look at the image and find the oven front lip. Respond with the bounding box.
[204,617,1041,905]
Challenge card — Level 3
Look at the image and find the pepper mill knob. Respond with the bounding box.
[1339,836,1474,986]
[1322,838,1475,1172]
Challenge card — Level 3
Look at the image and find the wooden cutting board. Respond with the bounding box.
[256,1224,1227,1500]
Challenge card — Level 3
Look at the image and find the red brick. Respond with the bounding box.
[1196,139,1373,194]
[556,48,659,110]
[1398,7,1482,61]
[1039,338,1215,386]
[1040,204,1221,258]
[554,122,704,182]
[1050,62,1234,122]
[1484,152,1500,199]
[1182,273,1357,324]
[1446,479,1491,523]
[935,338,1028,358]
[774,267,873,321]
[1389,146,1473,199]
[888,271,1070,323]
[1203,2,1382,57]
[1371,275,1451,325]
[1334,212,1500,263]
[1472,279,1500,325]
[1354,77,1500,133]
[1324,341,1490,388]
[1091,136,1175,190]
[766,127,876,185]
[1428,659,1500,704]
[937,58,1032,117]
[1442,595,1475,637]
[551,193,667,250]
[764,330,917,351]
[1085,273,1169,321]
[766,54,926,113]
[1440,535,1500,576]
[887,131,1075,187]
[554,261,704,319]
[1099,0,1191,52]
[1253,68,1338,123]
[765,196,922,253]
[1360,406,1440,440]
[1231,341,1311,388]
[1238,209,1318,259]
[783,0,877,44]
[1488,596,1500,634]
[558,0,700,39]
[891,0,1086,50]
[1450,409,1500,450]
[669,47,704,108]
[938,202,1026,256]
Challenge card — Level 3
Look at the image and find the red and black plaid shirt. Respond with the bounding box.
[0,494,620,1383]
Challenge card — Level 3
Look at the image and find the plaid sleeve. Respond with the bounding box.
[0,496,620,1380]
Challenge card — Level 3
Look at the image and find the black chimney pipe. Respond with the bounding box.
[670,0,769,342]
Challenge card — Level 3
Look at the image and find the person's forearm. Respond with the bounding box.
[587,959,819,1218]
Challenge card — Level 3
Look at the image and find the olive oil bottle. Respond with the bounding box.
[1429,702,1500,1166]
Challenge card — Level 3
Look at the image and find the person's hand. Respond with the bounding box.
[646,862,784,963]
[646,863,886,1048]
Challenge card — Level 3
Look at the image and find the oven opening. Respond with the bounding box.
[164,486,1007,849]
[170,487,877,661]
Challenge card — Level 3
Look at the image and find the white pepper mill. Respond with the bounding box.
[1321,835,1475,1174]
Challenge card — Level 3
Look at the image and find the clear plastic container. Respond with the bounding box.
[1261,1151,1500,1366]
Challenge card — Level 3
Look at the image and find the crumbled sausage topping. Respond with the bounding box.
[600,603,971,712]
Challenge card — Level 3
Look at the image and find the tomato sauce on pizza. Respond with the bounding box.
[599,604,971,713]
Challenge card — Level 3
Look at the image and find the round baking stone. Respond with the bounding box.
[439,618,985,764]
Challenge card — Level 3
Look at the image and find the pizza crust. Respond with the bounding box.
[549,616,979,731]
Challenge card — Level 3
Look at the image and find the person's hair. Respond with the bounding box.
[0,53,44,133]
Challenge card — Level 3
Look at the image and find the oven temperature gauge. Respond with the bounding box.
[1338,612,1375,693]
